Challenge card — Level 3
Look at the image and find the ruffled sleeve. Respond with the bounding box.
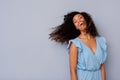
[67,38,82,53]
[67,38,81,49]
[98,37,107,64]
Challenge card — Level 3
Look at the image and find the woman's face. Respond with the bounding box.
[73,14,86,31]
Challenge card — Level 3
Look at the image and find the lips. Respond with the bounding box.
[79,22,83,26]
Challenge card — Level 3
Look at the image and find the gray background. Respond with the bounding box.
[0,0,120,80]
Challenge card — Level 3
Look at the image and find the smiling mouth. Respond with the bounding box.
[79,22,83,26]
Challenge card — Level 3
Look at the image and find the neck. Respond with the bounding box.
[81,31,87,35]
[79,31,91,40]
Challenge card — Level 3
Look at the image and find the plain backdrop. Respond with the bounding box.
[0,0,120,80]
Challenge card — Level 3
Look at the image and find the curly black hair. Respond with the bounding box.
[49,11,99,44]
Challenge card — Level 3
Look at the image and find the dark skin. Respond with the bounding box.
[69,14,106,80]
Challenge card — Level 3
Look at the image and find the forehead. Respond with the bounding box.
[73,14,83,20]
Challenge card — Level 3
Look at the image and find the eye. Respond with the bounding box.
[73,19,77,23]
[74,21,77,23]
[79,16,82,19]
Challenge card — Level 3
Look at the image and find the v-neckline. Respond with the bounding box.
[77,37,98,55]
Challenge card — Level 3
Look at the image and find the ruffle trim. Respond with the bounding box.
[67,38,82,52]
[98,37,107,51]
[97,36,107,64]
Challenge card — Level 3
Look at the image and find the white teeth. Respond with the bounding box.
[79,22,83,26]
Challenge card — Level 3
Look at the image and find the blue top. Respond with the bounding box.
[67,36,107,80]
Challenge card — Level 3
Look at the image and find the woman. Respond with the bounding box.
[49,11,107,80]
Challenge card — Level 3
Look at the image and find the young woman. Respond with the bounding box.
[49,11,107,80]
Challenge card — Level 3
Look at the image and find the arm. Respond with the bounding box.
[69,43,78,80]
[100,64,106,80]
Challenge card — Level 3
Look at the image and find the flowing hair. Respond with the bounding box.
[49,11,99,44]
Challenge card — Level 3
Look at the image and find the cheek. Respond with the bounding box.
[74,23,77,27]
[74,23,79,29]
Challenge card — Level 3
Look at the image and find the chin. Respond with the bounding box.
[79,28,86,31]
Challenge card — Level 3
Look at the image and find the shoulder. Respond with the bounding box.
[67,37,81,49]
[96,36,107,50]
[96,36,107,43]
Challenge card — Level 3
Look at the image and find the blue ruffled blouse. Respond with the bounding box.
[67,36,107,80]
